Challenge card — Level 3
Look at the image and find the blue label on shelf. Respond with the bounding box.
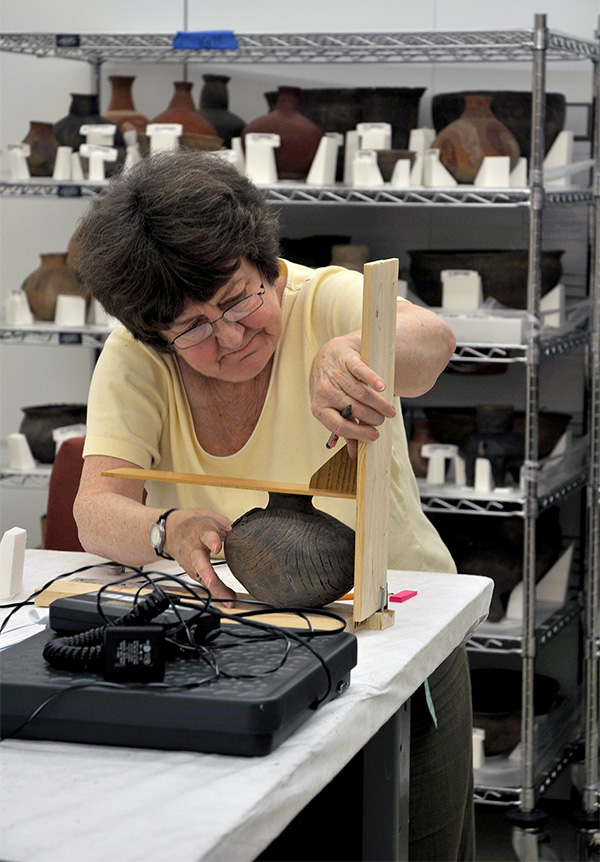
[55,34,81,48]
[172,31,238,50]
[58,332,83,345]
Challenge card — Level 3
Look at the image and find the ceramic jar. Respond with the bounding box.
[21,121,59,176]
[53,93,122,151]
[224,492,355,607]
[21,252,87,321]
[151,81,218,136]
[431,94,520,183]
[198,74,245,147]
[243,86,323,180]
[102,75,149,133]
[19,403,87,463]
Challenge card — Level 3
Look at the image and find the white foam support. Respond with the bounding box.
[408,128,435,157]
[343,130,359,185]
[474,458,495,492]
[306,133,342,186]
[544,130,574,187]
[79,124,117,146]
[441,270,483,311]
[540,283,566,328]
[71,152,84,180]
[352,150,384,187]
[54,294,86,327]
[510,157,528,187]
[421,443,459,485]
[79,144,117,182]
[0,527,27,599]
[389,158,411,188]
[356,122,392,150]
[5,291,34,325]
[244,133,279,184]
[7,433,35,470]
[474,155,511,188]
[423,149,457,188]
[52,146,73,181]
[6,144,30,180]
[146,123,183,154]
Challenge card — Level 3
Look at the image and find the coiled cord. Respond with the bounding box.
[42,591,170,673]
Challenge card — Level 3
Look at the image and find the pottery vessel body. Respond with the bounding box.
[458,405,523,486]
[54,93,123,150]
[243,86,323,180]
[432,94,520,183]
[431,90,566,161]
[21,121,59,176]
[224,492,355,607]
[151,81,218,136]
[21,252,87,321]
[103,75,149,133]
[408,248,563,309]
[198,74,245,147]
[19,403,87,463]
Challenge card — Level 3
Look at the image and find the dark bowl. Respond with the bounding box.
[408,249,563,309]
[431,90,566,161]
[423,407,571,459]
[19,403,87,463]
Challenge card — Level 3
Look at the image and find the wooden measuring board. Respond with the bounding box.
[103,259,399,629]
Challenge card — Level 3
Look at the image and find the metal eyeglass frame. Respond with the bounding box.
[169,285,266,350]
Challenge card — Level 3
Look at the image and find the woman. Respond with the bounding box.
[73,151,474,860]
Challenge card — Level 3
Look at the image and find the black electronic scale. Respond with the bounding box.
[0,591,357,757]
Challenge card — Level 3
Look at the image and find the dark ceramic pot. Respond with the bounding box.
[19,404,87,463]
[54,93,124,151]
[431,90,566,161]
[470,669,560,755]
[198,74,245,147]
[224,492,355,607]
[408,248,563,309]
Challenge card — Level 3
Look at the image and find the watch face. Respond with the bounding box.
[150,521,164,551]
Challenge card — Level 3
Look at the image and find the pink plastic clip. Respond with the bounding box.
[389,590,418,603]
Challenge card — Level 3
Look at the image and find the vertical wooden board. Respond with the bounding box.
[353,259,398,623]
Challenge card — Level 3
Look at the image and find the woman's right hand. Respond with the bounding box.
[166,508,235,603]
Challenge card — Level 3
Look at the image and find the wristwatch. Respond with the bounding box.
[149,508,179,559]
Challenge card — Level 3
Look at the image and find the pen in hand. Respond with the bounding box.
[326,404,353,449]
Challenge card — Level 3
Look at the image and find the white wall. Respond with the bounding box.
[1,0,597,545]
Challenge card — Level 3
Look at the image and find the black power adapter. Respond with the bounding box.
[103,625,165,682]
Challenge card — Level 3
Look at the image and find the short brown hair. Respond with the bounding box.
[72,151,281,351]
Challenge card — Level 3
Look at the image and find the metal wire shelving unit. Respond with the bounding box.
[1,16,598,856]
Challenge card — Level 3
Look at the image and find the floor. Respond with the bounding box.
[475,799,595,862]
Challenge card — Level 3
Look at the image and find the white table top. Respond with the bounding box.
[0,550,492,862]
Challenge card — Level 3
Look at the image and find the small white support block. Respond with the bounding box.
[0,527,27,599]
[87,298,118,327]
[231,137,246,173]
[54,294,87,326]
[146,123,183,154]
[510,157,528,187]
[122,129,142,171]
[409,153,424,186]
[244,133,280,184]
[474,155,511,188]
[544,130,574,187]
[540,283,566,328]
[53,423,87,455]
[441,270,483,311]
[79,143,117,181]
[71,151,84,180]
[343,130,359,185]
[52,146,73,181]
[408,128,435,157]
[6,144,31,180]
[474,458,495,492]
[5,290,34,325]
[7,433,35,470]
[306,133,343,186]
[389,158,411,188]
[397,279,408,299]
[79,124,116,146]
[352,150,384,187]
[421,443,458,485]
[356,122,392,150]
[423,149,457,188]
[472,727,486,770]
[448,452,467,486]
[505,544,574,621]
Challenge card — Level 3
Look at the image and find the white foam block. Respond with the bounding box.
[474,155,511,188]
[244,133,280,184]
[441,270,483,311]
[0,527,27,599]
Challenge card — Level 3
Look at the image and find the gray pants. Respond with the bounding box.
[409,645,475,861]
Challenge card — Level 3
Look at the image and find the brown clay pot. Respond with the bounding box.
[21,121,59,177]
[432,94,520,183]
[224,492,355,607]
[21,252,87,321]
[243,86,323,180]
[102,75,149,133]
[151,81,218,136]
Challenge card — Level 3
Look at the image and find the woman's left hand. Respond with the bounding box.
[309,332,396,460]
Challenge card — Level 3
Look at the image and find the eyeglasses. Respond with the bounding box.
[169,286,265,350]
